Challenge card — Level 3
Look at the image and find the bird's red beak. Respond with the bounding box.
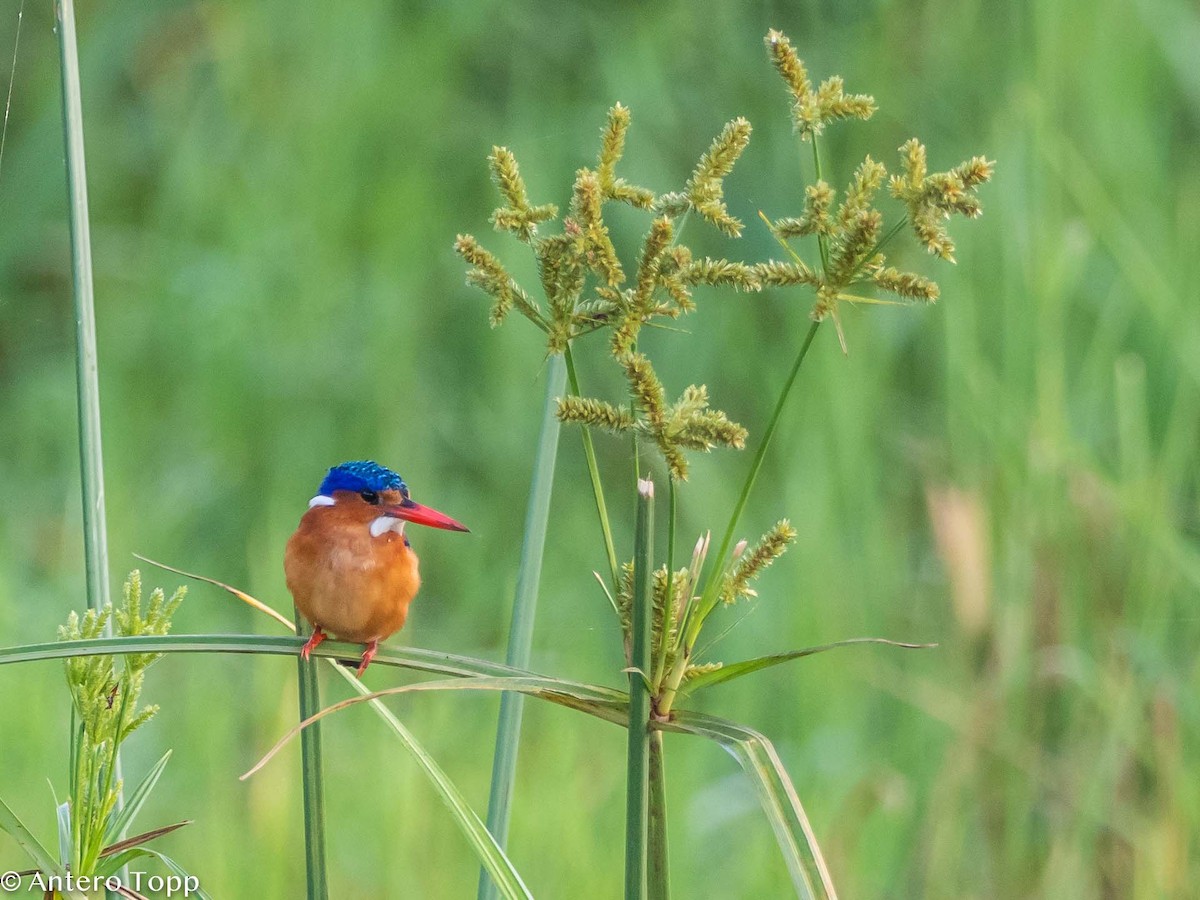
[384,498,469,533]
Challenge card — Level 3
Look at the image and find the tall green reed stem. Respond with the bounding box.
[294,613,328,900]
[625,479,655,900]
[56,6,121,894]
[479,353,567,900]
[647,731,670,900]
[55,0,110,618]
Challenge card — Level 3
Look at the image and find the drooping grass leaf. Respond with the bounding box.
[330,666,535,900]
[663,712,837,900]
[0,633,622,900]
[677,638,935,698]
[243,675,628,780]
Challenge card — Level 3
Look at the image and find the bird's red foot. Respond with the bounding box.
[300,627,327,661]
[356,640,379,678]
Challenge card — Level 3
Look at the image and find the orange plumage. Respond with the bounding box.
[285,489,421,644]
[284,462,468,675]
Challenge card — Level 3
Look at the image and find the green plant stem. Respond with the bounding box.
[294,611,328,900]
[68,706,80,870]
[810,138,831,275]
[563,344,621,588]
[647,730,670,900]
[684,318,822,651]
[56,8,124,891]
[479,353,566,900]
[625,479,655,900]
[859,216,908,276]
[56,0,110,618]
[651,479,677,693]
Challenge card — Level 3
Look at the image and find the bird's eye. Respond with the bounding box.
[360,490,380,505]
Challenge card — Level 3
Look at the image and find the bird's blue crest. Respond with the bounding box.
[318,460,407,496]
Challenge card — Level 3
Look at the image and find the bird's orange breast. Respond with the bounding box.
[284,504,421,643]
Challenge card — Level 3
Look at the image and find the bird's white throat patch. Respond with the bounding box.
[308,495,336,508]
[370,515,406,538]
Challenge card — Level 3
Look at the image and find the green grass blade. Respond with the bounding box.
[479,352,566,900]
[663,712,836,900]
[0,794,87,900]
[244,675,628,779]
[626,478,655,900]
[0,634,623,898]
[331,666,535,900]
[103,750,171,846]
[0,635,629,709]
[55,800,71,868]
[677,638,935,698]
[293,612,328,900]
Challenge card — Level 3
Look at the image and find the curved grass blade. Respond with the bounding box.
[0,635,629,722]
[243,675,627,780]
[677,638,935,698]
[329,667,535,900]
[661,712,836,900]
[0,633,625,900]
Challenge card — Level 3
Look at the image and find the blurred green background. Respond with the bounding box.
[1,0,1197,896]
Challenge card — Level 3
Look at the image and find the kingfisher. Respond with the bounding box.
[284,460,469,675]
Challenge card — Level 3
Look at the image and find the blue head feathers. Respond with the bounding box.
[318,460,407,496]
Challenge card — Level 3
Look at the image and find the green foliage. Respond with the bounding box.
[457,102,758,485]
[58,571,187,877]
[3,0,1192,895]
[459,26,989,898]
[0,573,201,895]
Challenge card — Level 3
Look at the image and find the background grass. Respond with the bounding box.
[1,0,1197,896]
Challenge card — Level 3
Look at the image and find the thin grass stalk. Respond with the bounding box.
[478,353,567,900]
[294,612,328,900]
[647,731,670,900]
[56,0,110,618]
[55,7,121,892]
[686,319,821,646]
[564,344,621,588]
[652,479,677,694]
[809,139,831,274]
[625,479,655,900]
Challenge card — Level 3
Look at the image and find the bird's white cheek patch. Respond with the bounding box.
[369,516,407,538]
[308,495,335,508]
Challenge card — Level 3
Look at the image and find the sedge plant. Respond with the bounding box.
[0,571,207,899]
[458,28,992,899]
[9,26,994,899]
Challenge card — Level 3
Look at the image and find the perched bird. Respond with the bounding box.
[284,460,468,675]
